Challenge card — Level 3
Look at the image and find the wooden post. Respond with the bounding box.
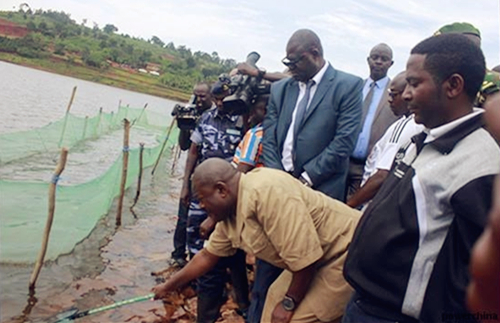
[151,117,176,175]
[130,143,144,211]
[116,119,130,226]
[95,107,103,137]
[171,144,181,175]
[58,86,77,148]
[29,148,69,291]
[82,116,89,140]
[136,103,148,125]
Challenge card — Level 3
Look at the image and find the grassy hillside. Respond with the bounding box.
[0,9,237,101]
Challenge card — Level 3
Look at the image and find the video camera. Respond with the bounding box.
[171,94,198,132]
[216,51,271,115]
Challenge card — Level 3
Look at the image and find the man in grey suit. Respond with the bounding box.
[248,29,363,323]
[346,43,398,198]
[262,29,363,200]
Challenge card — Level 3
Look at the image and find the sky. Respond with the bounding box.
[1,0,499,79]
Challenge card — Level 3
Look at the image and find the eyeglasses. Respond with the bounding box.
[388,90,402,98]
[282,54,306,68]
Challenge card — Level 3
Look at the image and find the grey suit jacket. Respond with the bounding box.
[262,64,363,200]
[366,79,399,155]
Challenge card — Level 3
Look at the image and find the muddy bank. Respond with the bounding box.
[1,148,185,323]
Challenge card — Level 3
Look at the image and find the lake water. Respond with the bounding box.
[0,60,180,134]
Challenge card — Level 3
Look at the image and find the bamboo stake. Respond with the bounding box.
[82,116,89,140]
[95,107,103,137]
[130,143,144,211]
[29,148,69,291]
[171,144,181,175]
[58,86,77,148]
[116,119,130,226]
[151,117,176,175]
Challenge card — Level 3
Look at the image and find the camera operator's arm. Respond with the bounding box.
[181,142,199,206]
[236,62,289,82]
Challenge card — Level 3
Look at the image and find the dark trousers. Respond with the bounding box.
[171,198,189,260]
[342,292,417,323]
[197,249,250,323]
[247,259,283,323]
[346,159,365,200]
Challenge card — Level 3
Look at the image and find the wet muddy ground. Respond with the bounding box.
[0,150,245,323]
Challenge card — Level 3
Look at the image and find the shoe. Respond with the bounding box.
[169,257,188,268]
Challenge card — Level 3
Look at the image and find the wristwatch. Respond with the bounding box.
[281,295,297,311]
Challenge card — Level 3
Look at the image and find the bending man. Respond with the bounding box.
[153,158,361,323]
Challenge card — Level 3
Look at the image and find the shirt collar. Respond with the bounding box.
[423,109,485,154]
[424,108,483,143]
[299,61,329,87]
[368,75,389,89]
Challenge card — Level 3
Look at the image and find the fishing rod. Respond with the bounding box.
[52,293,155,322]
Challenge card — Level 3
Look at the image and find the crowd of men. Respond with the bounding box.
[153,22,500,323]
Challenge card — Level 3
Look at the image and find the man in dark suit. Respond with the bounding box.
[248,29,362,323]
[346,43,398,198]
[262,29,363,200]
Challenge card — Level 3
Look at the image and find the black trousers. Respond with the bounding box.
[197,249,250,323]
[171,198,189,260]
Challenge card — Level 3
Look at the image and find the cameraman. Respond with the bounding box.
[170,82,215,268]
[183,81,250,322]
[175,82,214,151]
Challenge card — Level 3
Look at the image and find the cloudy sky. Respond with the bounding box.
[1,0,499,78]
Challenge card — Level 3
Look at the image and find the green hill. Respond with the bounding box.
[0,8,237,101]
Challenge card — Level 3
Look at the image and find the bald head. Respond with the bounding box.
[370,43,393,59]
[192,158,240,222]
[493,65,500,73]
[391,71,407,92]
[287,29,323,57]
[193,158,238,189]
[368,43,394,81]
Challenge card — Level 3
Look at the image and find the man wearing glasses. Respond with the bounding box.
[346,43,398,200]
[347,71,424,209]
[257,28,363,323]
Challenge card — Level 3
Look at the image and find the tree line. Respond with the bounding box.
[0,8,237,93]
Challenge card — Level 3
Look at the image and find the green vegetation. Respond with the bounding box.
[0,8,237,101]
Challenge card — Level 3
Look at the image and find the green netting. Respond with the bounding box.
[0,105,170,165]
[0,106,178,263]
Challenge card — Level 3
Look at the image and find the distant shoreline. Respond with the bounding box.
[0,53,191,103]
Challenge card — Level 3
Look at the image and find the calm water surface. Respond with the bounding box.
[0,60,179,134]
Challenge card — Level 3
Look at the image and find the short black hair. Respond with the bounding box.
[411,33,485,101]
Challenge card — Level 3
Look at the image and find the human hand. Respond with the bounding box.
[180,184,190,207]
[237,62,258,77]
[271,302,294,323]
[152,281,173,300]
[200,217,216,239]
